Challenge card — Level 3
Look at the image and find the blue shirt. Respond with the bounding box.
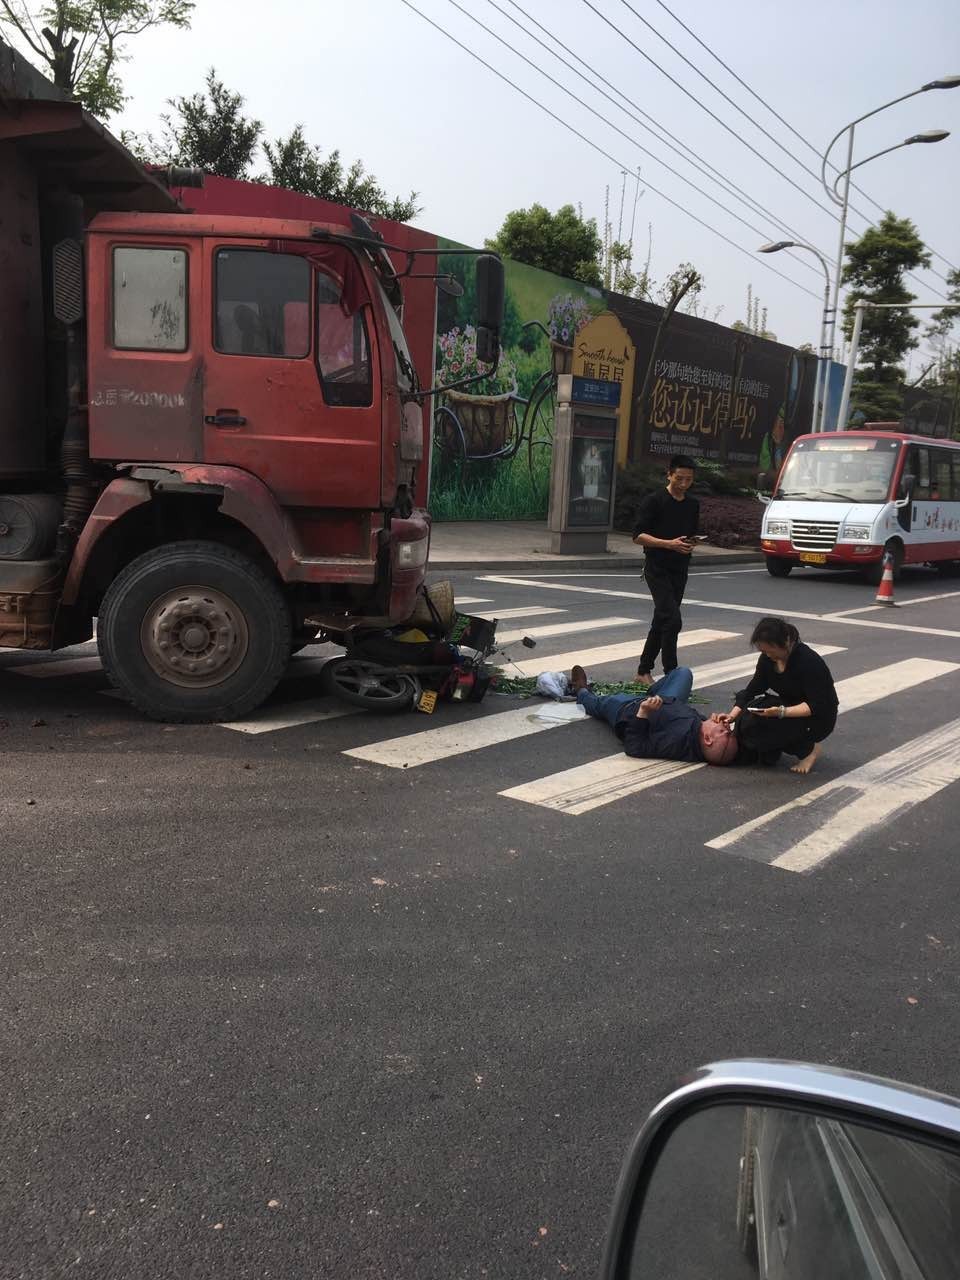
[618,696,705,762]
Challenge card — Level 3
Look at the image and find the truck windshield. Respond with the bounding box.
[374,277,416,394]
[776,437,901,503]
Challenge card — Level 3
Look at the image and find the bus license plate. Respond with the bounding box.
[799,552,827,564]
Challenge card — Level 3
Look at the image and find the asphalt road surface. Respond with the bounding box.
[2,560,959,1278]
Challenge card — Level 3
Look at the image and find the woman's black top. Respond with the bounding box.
[736,642,839,740]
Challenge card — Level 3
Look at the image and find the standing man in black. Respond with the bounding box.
[632,455,700,683]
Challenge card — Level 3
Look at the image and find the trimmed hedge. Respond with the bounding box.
[614,462,762,548]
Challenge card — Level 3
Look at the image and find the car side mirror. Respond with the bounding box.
[475,254,504,364]
[599,1060,960,1280]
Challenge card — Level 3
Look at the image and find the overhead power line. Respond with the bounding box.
[397,0,822,303]
[444,0,823,277]
[497,0,828,270]
[651,0,959,276]
[580,0,841,223]
[595,0,951,302]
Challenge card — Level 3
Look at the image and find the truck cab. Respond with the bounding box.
[0,59,503,721]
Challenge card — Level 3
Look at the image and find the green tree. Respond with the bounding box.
[486,203,602,286]
[0,0,193,118]
[841,211,931,421]
[261,124,419,222]
[152,68,262,179]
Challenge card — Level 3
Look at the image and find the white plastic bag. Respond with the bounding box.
[536,670,571,700]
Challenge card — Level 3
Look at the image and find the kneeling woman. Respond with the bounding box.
[718,617,838,774]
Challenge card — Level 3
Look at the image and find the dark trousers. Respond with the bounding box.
[639,560,689,673]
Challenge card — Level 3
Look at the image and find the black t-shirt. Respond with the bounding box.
[736,642,839,740]
[633,488,700,568]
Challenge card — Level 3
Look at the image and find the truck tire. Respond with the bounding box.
[98,541,291,723]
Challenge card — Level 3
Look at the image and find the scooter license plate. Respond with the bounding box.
[799,552,827,564]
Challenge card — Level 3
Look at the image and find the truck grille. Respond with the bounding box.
[791,520,840,552]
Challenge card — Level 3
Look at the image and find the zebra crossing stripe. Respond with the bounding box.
[498,653,933,818]
[504,629,738,679]
[501,755,702,815]
[488,606,566,620]
[221,701,361,735]
[344,704,569,768]
[706,713,960,873]
[496,616,636,645]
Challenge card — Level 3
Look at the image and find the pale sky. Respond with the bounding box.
[111,0,960,364]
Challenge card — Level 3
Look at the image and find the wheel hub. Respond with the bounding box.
[141,587,249,688]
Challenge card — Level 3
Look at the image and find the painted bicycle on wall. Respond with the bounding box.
[432,321,557,474]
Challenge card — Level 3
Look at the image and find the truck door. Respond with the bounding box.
[201,241,382,509]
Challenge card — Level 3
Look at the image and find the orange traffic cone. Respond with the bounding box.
[875,552,898,606]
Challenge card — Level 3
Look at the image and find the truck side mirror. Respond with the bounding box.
[475,255,504,364]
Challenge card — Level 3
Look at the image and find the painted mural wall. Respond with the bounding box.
[430,254,818,520]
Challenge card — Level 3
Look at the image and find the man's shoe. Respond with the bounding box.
[570,665,589,692]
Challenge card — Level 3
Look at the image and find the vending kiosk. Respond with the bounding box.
[547,374,620,553]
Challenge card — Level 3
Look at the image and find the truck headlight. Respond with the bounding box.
[764,520,789,537]
[396,539,429,568]
[842,524,873,541]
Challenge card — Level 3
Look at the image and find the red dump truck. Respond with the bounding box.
[0,48,502,721]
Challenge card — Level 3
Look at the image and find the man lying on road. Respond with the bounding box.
[570,665,739,766]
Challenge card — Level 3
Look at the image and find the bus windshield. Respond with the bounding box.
[776,436,901,503]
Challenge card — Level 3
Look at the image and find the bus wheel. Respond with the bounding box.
[863,540,903,587]
[935,559,960,578]
[98,541,291,723]
[765,556,792,578]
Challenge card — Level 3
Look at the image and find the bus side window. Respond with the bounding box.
[909,447,931,500]
[932,450,953,501]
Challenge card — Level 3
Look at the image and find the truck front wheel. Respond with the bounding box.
[98,541,291,723]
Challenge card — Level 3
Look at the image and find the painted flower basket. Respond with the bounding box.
[550,340,574,375]
[445,388,514,455]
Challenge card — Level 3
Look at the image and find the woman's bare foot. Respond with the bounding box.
[636,669,653,685]
[791,743,820,775]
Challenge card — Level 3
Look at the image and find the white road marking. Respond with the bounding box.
[502,756,703,815]
[504,629,738,679]
[489,606,566,620]
[453,597,493,606]
[221,702,361,734]
[344,705,571,768]
[888,589,960,607]
[832,658,958,712]
[496,616,635,645]
[707,715,960,873]
[8,656,103,678]
[499,645,845,814]
[481,576,960,639]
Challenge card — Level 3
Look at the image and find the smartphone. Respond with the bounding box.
[683,535,709,543]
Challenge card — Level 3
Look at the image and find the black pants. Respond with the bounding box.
[639,559,689,673]
[735,709,833,764]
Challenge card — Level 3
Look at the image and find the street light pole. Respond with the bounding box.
[820,76,959,374]
[759,241,832,434]
[837,301,947,431]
